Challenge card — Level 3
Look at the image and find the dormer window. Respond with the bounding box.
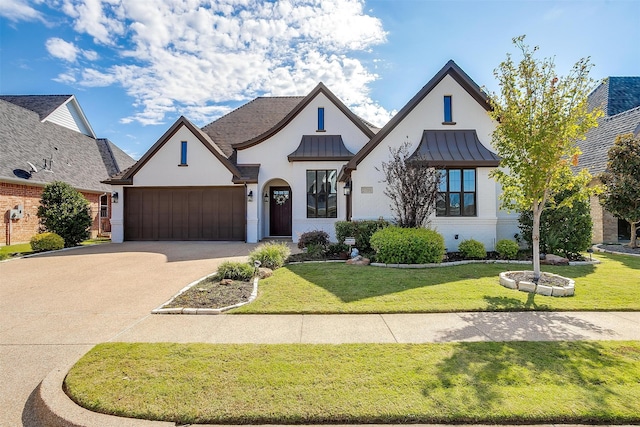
[443,95,455,124]
[317,107,325,131]
[179,141,188,166]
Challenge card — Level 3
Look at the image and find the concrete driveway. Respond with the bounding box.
[0,241,258,427]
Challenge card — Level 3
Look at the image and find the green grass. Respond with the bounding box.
[65,341,640,424]
[233,252,640,313]
[0,243,33,260]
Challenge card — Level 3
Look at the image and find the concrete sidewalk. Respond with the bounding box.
[112,311,640,344]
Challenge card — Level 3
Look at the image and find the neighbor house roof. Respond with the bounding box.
[0,94,96,138]
[345,60,492,173]
[408,130,500,167]
[577,106,640,176]
[0,98,135,193]
[588,77,640,117]
[288,135,355,162]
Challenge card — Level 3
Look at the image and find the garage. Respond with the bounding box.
[124,187,246,241]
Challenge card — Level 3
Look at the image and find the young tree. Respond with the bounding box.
[37,181,92,247]
[488,36,602,281]
[599,133,640,248]
[378,142,440,228]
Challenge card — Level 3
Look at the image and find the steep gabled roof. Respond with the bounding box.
[0,99,134,193]
[109,116,249,185]
[588,77,640,117]
[0,94,96,138]
[232,82,377,150]
[345,60,491,173]
[202,97,305,157]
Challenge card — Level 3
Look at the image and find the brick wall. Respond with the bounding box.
[1,182,104,246]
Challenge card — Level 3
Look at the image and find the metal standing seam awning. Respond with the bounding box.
[408,129,500,167]
[288,135,355,161]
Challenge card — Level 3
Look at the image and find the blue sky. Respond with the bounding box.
[1,0,638,160]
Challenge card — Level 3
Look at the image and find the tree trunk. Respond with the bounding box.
[532,204,542,282]
[630,221,638,249]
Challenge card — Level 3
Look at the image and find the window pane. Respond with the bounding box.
[463,169,475,191]
[328,193,337,218]
[436,193,446,216]
[328,170,337,194]
[449,193,460,216]
[307,171,316,217]
[444,96,452,122]
[463,193,475,216]
[318,107,325,130]
[438,169,447,192]
[180,141,187,165]
[449,169,461,192]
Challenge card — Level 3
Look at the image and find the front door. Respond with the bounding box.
[269,186,292,236]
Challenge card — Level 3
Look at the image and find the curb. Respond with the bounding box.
[34,362,173,427]
[593,244,640,257]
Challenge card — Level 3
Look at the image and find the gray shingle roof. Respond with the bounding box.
[0,99,135,193]
[0,95,72,121]
[577,106,640,176]
[588,77,640,117]
[202,97,305,157]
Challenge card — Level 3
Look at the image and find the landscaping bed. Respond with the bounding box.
[161,276,254,309]
[65,341,640,425]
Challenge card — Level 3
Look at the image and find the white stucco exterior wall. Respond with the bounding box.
[133,126,237,187]
[350,73,504,251]
[237,92,371,242]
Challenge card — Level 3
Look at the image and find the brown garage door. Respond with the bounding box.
[124,187,246,241]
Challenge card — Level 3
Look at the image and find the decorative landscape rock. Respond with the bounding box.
[346,255,370,265]
[258,267,273,278]
[499,271,575,297]
[541,254,570,265]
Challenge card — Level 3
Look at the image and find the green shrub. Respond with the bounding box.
[30,232,65,252]
[519,187,592,259]
[37,181,92,247]
[326,242,349,256]
[335,219,389,254]
[216,261,255,281]
[248,241,291,270]
[458,239,487,260]
[297,230,329,250]
[370,227,445,264]
[496,239,519,260]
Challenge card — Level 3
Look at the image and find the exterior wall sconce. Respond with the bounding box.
[112,191,118,203]
[247,190,254,202]
[343,181,351,196]
[264,192,269,203]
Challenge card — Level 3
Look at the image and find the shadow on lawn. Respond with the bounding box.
[424,340,639,423]
[284,262,595,304]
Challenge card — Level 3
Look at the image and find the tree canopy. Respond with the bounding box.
[488,35,602,280]
[37,181,92,247]
[599,133,640,248]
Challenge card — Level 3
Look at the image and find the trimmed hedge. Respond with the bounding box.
[335,219,390,254]
[297,230,330,250]
[248,241,291,270]
[496,239,519,260]
[30,232,65,252]
[370,227,445,264]
[458,239,487,260]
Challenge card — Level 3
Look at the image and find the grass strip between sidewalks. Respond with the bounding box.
[65,341,640,425]
[233,252,640,313]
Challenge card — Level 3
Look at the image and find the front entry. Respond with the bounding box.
[269,186,292,236]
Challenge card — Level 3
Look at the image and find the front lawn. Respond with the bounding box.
[65,341,640,425]
[233,253,640,313]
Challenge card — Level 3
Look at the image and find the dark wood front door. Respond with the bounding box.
[269,186,292,236]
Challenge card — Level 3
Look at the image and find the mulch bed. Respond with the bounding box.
[505,271,570,287]
[163,277,253,309]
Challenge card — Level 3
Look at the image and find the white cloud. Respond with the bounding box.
[56,0,390,127]
[46,37,79,62]
[0,0,44,22]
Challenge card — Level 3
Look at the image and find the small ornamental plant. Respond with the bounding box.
[248,241,291,270]
[496,239,520,260]
[458,239,487,260]
[30,232,65,252]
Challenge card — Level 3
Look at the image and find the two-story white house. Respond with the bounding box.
[107,61,519,251]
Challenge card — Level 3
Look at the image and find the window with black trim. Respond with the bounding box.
[443,95,453,123]
[317,107,325,131]
[180,141,188,165]
[306,169,337,218]
[436,168,476,216]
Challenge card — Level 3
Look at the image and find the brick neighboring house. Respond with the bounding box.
[577,77,640,244]
[0,95,135,246]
